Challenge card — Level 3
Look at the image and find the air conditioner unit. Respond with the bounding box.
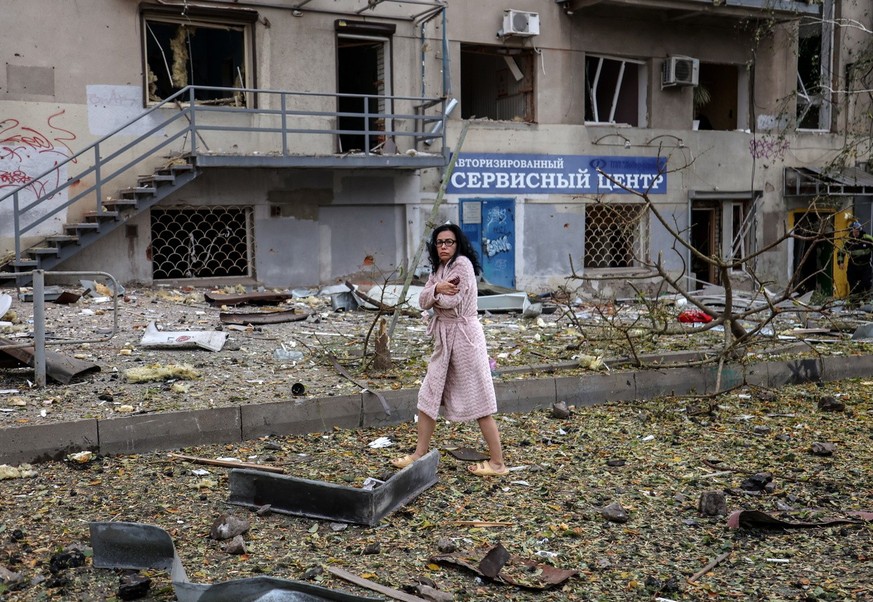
[662,56,700,87]
[502,10,540,37]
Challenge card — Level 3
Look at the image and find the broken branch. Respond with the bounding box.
[687,551,730,584]
[167,453,284,473]
[327,566,429,602]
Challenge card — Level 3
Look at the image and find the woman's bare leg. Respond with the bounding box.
[412,410,437,458]
[476,415,505,471]
[392,411,436,467]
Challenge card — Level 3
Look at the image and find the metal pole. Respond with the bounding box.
[32,269,47,387]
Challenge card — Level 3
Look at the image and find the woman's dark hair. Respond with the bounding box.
[427,223,481,275]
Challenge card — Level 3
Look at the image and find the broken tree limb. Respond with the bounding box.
[451,520,514,527]
[687,551,730,584]
[346,282,420,317]
[326,353,391,416]
[167,453,284,473]
[388,122,470,341]
[326,566,429,602]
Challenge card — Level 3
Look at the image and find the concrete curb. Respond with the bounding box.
[2,354,872,465]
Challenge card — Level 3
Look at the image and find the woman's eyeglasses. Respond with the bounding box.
[435,239,456,247]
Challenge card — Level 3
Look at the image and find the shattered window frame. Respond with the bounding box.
[584,54,647,127]
[726,200,753,268]
[460,44,537,123]
[583,202,649,270]
[796,0,833,131]
[142,12,253,107]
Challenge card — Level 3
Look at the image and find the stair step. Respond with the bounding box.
[84,210,119,222]
[104,198,139,210]
[27,247,61,257]
[64,223,100,234]
[45,234,80,245]
[10,259,38,268]
[157,163,195,175]
[120,186,157,198]
[138,174,177,183]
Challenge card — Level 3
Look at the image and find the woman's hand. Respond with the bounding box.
[436,276,460,296]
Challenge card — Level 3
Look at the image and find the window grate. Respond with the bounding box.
[151,206,254,280]
[584,203,648,269]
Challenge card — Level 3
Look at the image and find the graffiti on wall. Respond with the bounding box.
[87,85,162,136]
[749,135,790,161]
[483,205,513,259]
[0,110,75,236]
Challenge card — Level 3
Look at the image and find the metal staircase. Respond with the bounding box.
[3,159,201,285]
[1,85,449,286]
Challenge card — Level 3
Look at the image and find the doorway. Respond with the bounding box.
[336,34,390,153]
[789,209,835,297]
[690,205,718,287]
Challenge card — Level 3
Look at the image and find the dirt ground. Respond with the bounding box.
[1,284,872,601]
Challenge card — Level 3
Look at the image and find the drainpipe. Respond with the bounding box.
[686,195,693,293]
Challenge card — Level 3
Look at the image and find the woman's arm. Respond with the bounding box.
[419,273,439,310]
[433,258,474,309]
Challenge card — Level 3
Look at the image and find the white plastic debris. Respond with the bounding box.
[367,437,393,449]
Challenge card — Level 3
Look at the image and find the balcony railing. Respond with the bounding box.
[1,85,449,265]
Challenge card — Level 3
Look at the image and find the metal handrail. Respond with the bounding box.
[2,85,449,266]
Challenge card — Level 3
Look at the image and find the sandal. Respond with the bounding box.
[391,454,416,469]
[468,460,508,477]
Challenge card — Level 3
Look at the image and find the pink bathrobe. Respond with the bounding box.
[417,255,497,422]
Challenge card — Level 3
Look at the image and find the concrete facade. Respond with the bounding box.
[2,0,871,296]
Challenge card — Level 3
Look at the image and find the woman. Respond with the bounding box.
[392,223,507,476]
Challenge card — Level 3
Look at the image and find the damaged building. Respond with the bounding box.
[1,0,872,298]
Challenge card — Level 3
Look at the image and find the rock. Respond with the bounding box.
[551,401,571,419]
[362,542,381,555]
[256,504,272,517]
[223,534,246,555]
[740,472,773,492]
[118,571,151,601]
[756,390,778,402]
[811,442,836,456]
[0,566,24,586]
[698,491,727,516]
[601,502,629,523]
[816,395,845,412]
[301,566,323,580]
[48,548,86,573]
[753,425,771,435]
[209,513,250,540]
[436,537,457,553]
[606,458,626,467]
[412,583,454,602]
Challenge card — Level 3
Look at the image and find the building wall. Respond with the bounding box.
[3,0,870,296]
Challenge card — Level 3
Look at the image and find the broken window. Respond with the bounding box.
[584,203,648,269]
[143,11,253,106]
[690,197,756,287]
[727,200,753,266]
[796,0,834,130]
[585,55,647,127]
[460,44,535,122]
[151,206,254,280]
[695,63,748,131]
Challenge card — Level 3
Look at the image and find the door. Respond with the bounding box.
[790,209,837,298]
[690,204,718,288]
[460,198,515,288]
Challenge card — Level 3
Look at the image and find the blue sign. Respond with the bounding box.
[447,153,667,195]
